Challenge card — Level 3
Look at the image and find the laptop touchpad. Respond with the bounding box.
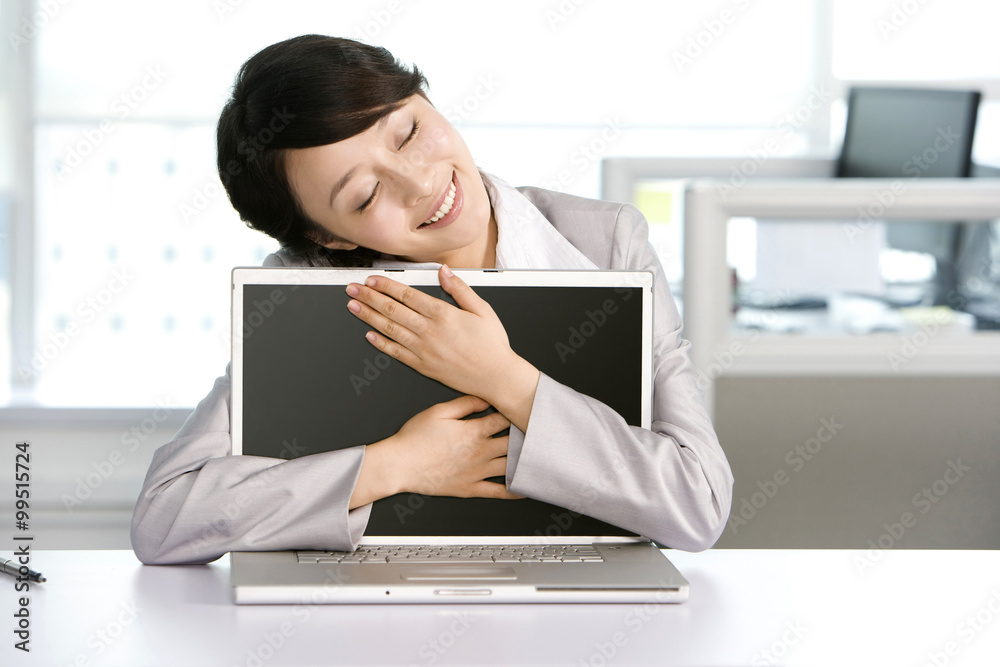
[400,566,517,581]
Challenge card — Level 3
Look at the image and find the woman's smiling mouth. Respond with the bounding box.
[418,171,462,230]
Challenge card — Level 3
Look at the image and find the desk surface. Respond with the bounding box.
[7,549,1000,666]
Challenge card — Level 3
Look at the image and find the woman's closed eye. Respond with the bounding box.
[399,119,420,149]
[358,183,379,213]
[357,119,422,213]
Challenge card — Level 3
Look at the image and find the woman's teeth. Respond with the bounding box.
[422,181,457,226]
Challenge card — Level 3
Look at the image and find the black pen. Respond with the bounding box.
[1,558,46,583]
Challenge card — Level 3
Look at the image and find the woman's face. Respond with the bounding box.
[284,95,494,268]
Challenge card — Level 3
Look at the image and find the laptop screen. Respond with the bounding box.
[235,269,650,538]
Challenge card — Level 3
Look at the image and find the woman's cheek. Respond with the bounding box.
[423,123,456,158]
[364,224,399,252]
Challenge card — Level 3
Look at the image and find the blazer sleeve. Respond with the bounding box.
[505,204,734,551]
[130,252,373,565]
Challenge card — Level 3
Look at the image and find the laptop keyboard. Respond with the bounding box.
[296,545,606,564]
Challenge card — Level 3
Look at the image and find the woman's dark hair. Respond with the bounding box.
[216,35,428,266]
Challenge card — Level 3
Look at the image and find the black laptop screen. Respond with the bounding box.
[241,281,644,537]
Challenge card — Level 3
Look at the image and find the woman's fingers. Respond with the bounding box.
[432,394,492,419]
[347,269,492,333]
[437,265,489,315]
[346,281,426,340]
[354,267,487,318]
[470,480,524,500]
[345,270,520,405]
[347,298,418,350]
[483,452,509,479]
[345,276,449,368]
[472,409,511,437]
[352,275,442,320]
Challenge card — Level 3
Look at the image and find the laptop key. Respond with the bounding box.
[297,545,606,565]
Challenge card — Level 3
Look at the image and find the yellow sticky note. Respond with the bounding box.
[633,187,674,226]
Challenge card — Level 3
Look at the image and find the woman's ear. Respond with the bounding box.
[306,229,358,251]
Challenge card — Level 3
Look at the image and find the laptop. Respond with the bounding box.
[229,267,689,604]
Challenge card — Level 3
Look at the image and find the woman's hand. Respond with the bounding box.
[350,395,523,508]
[345,265,540,431]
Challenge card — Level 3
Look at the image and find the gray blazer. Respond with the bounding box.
[130,186,733,564]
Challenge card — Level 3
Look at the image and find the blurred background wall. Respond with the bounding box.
[0,0,997,549]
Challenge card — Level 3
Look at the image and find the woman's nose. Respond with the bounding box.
[397,160,435,207]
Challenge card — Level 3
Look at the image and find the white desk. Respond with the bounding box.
[8,549,1000,666]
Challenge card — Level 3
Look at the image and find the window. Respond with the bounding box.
[1,0,882,405]
[832,0,1000,166]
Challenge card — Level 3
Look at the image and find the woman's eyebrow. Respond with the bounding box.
[327,114,395,208]
[329,167,357,208]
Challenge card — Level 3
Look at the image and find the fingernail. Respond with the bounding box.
[441,264,453,277]
[347,300,360,313]
[366,277,377,288]
[346,284,359,297]
[365,332,377,344]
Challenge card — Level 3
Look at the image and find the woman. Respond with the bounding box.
[131,35,733,565]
